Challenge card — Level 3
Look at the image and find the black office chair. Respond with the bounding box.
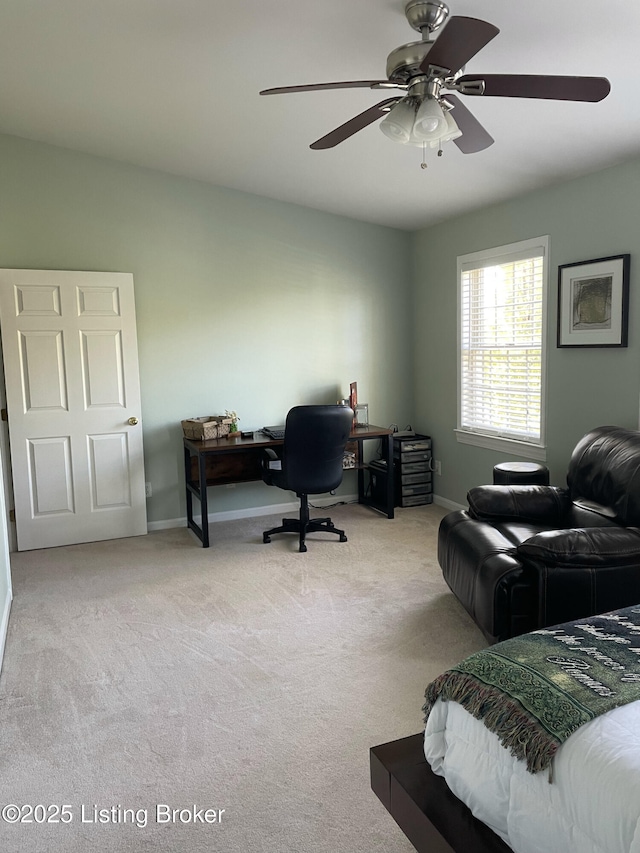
[262,405,354,552]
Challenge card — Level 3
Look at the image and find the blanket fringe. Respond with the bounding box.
[423,672,560,774]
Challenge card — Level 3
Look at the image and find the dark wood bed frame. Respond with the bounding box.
[370,733,513,853]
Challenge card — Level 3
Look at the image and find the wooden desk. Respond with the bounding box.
[183,425,394,547]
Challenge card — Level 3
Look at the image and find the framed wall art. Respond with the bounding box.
[557,253,630,348]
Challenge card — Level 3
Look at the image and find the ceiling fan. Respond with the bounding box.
[260,1,610,155]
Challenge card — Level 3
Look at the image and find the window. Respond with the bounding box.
[457,236,548,459]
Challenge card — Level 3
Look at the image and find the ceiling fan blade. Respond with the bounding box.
[457,74,611,102]
[260,80,402,96]
[420,17,500,76]
[446,95,494,154]
[309,98,401,149]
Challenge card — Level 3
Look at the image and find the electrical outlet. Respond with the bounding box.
[434,460,442,475]
[145,482,152,497]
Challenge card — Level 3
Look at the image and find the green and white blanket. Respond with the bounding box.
[423,606,640,774]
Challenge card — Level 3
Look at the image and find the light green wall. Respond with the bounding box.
[3,129,639,524]
[0,133,413,524]
[412,157,640,504]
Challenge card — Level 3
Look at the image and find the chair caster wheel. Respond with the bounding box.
[263,535,271,544]
[340,534,347,542]
[299,544,307,553]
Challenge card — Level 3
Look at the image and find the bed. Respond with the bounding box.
[371,607,640,853]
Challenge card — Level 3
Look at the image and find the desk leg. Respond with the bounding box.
[357,454,365,506]
[184,446,210,548]
[184,445,194,529]
[383,433,395,519]
[356,433,394,519]
[197,452,210,547]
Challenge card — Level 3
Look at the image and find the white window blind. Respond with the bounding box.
[459,239,547,445]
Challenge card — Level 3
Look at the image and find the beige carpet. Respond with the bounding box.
[0,503,484,852]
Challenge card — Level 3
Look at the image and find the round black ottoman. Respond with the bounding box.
[493,461,549,486]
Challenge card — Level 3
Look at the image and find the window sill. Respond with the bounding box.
[455,429,547,461]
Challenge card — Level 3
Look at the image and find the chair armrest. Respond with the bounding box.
[467,485,570,523]
[518,527,640,567]
[262,447,281,466]
[261,447,282,486]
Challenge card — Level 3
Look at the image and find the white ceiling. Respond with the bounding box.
[0,0,637,231]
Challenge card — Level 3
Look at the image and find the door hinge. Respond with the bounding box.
[9,509,15,523]
[1,409,7,422]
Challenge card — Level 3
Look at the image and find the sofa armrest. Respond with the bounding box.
[518,527,640,567]
[467,485,570,523]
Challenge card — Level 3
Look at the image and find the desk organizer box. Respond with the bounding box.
[181,415,233,440]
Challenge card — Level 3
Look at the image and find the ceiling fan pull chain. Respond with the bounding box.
[421,141,428,170]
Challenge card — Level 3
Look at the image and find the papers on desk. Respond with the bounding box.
[267,460,282,470]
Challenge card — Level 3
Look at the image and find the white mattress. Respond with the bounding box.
[424,698,640,853]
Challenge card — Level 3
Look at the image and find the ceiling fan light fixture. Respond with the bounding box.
[412,97,448,140]
[441,109,462,142]
[402,100,461,153]
[379,97,417,144]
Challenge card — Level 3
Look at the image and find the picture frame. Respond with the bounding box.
[557,254,630,348]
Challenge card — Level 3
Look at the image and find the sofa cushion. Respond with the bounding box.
[568,426,640,525]
[518,527,640,567]
[467,485,570,524]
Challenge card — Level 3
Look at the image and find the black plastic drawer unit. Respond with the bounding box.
[400,471,433,486]
[393,434,433,507]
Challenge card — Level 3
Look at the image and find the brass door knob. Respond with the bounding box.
[128,417,139,426]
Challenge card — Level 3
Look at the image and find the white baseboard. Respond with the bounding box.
[0,585,12,674]
[147,493,359,532]
[147,493,464,533]
[433,494,466,512]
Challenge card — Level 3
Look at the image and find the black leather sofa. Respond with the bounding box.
[438,425,640,644]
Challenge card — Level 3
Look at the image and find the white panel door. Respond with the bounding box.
[0,270,147,550]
